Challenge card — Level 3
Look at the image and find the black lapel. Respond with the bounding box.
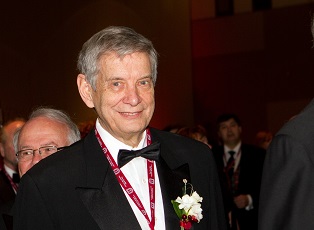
[157,158,191,229]
[75,131,142,230]
[149,128,193,229]
[76,168,141,230]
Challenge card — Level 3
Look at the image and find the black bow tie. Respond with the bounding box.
[117,142,161,168]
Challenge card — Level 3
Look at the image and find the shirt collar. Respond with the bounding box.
[95,119,147,163]
[224,141,241,156]
[4,164,17,179]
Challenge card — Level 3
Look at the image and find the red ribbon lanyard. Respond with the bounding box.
[95,128,156,229]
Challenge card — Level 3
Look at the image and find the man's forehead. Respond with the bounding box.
[221,118,236,124]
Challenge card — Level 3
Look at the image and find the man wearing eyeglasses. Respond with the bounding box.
[14,107,81,177]
[0,108,80,230]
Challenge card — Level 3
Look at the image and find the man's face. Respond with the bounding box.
[79,52,155,146]
[0,121,25,170]
[17,117,70,177]
[218,118,242,146]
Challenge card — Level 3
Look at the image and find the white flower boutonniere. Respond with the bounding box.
[171,179,203,230]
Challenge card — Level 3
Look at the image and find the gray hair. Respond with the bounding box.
[13,107,81,152]
[77,26,158,90]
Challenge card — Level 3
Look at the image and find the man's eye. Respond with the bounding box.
[113,82,120,87]
[138,79,152,87]
[22,151,33,156]
[140,81,148,85]
[45,147,55,152]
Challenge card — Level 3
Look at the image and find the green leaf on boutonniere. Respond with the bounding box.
[171,200,184,218]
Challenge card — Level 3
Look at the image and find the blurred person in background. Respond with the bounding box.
[212,113,265,230]
[176,125,212,148]
[0,119,25,210]
[0,119,25,230]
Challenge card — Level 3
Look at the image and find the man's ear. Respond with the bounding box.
[77,74,94,108]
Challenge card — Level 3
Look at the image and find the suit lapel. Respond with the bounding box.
[152,129,192,229]
[157,158,191,229]
[76,169,141,230]
[76,131,141,230]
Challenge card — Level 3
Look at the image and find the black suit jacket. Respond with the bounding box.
[212,144,265,230]
[13,128,227,230]
[259,99,314,230]
[0,166,16,230]
[0,167,16,213]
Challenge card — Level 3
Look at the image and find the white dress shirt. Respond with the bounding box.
[96,120,165,230]
[223,142,241,171]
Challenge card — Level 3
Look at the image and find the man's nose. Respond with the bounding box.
[31,152,43,165]
[123,86,141,105]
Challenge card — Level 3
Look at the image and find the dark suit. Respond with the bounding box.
[258,99,314,230]
[212,144,265,230]
[13,128,227,230]
[0,165,17,230]
[0,167,16,214]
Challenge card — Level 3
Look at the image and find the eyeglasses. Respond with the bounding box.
[16,145,65,162]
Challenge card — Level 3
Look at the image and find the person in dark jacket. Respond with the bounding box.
[212,113,265,230]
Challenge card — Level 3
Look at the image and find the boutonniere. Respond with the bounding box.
[171,179,203,230]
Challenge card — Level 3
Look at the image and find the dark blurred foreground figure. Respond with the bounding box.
[258,20,314,229]
[258,100,314,230]
[212,113,265,230]
[13,26,227,230]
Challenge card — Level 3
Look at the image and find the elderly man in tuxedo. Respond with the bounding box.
[13,26,227,230]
